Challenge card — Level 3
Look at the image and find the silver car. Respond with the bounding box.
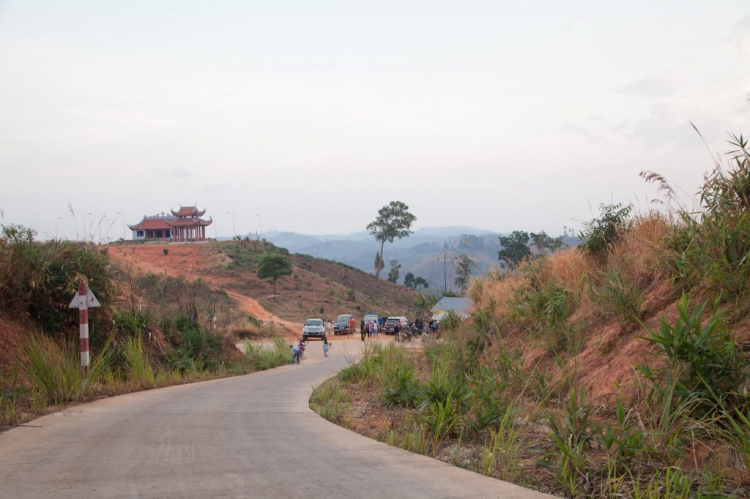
[302,318,326,341]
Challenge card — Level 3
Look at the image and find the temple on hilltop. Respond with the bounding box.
[128,205,212,242]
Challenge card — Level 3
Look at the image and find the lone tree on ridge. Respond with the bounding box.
[367,201,416,279]
[257,254,293,293]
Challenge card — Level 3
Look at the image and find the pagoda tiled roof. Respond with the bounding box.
[165,217,213,227]
[171,206,206,217]
[128,216,175,231]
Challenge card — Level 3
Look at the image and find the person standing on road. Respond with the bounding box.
[361,321,366,341]
[326,320,332,337]
[348,317,355,338]
[290,343,301,364]
[323,336,329,357]
[393,321,401,342]
[373,321,379,339]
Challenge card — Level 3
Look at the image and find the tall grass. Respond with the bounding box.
[243,338,289,371]
[122,335,155,387]
[20,333,114,403]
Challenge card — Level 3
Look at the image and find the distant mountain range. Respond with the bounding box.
[252,227,578,294]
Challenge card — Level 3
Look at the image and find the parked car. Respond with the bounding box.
[302,318,326,341]
[333,314,353,335]
[383,316,409,335]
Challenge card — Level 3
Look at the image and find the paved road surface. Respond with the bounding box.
[0,337,553,498]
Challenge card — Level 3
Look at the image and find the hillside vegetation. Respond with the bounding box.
[312,135,750,497]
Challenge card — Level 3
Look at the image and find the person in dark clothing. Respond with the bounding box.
[393,321,401,342]
[361,321,366,341]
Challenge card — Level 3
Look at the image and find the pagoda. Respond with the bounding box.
[128,205,212,242]
[166,205,213,241]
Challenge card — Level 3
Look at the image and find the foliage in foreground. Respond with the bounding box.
[316,292,750,497]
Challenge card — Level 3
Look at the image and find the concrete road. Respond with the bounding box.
[0,337,553,498]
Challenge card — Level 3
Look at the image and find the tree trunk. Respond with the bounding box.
[374,237,386,278]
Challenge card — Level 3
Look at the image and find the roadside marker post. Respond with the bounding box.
[68,282,101,373]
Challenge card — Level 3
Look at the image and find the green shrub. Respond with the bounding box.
[513,280,575,330]
[380,363,421,408]
[0,225,115,332]
[114,309,150,336]
[578,203,632,257]
[589,269,643,326]
[638,294,748,413]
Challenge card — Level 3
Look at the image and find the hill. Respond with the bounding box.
[264,228,578,294]
[108,240,417,329]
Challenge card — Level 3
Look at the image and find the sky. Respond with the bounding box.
[1,0,748,241]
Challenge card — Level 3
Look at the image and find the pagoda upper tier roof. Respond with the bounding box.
[128,216,175,231]
[171,205,206,217]
[165,217,213,227]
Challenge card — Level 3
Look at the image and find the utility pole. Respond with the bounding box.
[443,240,447,294]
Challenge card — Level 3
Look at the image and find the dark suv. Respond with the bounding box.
[334,314,352,335]
[383,316,409,335]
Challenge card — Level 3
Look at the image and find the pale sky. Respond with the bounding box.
[1,1,748,241]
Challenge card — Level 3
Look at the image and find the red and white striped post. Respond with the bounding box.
[78,283,90,373]
[68,281,101,374]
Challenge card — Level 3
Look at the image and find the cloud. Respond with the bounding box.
[617,75,677,99]
[560,123,606,143]
[731,14,750,57]
[164,167,193,178]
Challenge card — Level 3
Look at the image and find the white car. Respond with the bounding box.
[302,318,326,341]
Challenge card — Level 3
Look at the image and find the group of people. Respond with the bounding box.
[290,336,329,364]
[359,320,380,341]
[291,315,442,363]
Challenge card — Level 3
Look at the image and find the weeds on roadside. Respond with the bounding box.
[243,338,289,371]
[122,335,155,387]
[20,333,114,403]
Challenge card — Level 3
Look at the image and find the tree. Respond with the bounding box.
[530,231,565,254]
[367,201,417,278]
[256,254,293,292]
[387,259,401,283]
[497,231,531,267]
[453,254,475,293]
[404,272,429,290]
[374,251,384,276]
[411,293,438,317]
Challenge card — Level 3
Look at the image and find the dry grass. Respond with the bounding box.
[609,211,671,290]
[468,271,522,320]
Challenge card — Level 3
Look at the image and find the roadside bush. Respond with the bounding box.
[638,294,749,414]
[243,338,289,371]
[0,225,115,332]
[114,309,150,337]
[165,316,225,372]
[647,134,750,313]
[578,203,632,257]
